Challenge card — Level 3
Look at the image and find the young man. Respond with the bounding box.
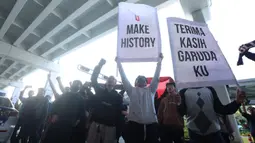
[157,82,184,143]
[179,87,246,143]
[11,85,34,143]
[86,59,123,143]
[116,53,163,143]
[19,88,49,143]
[41,89,86,143]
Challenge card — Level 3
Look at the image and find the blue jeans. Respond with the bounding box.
[188,129,225,143]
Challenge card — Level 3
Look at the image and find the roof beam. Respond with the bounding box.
[33,0,45,7]
[0,62,16,77]
[42,0,142,57]
[49,0,170,60]
[81,31,91,38]
[14,0,63,46]
[9,66,28,80]
[0,11,41,39]
[69,21,80,30]
[106,0,115,7]
[0,41,60,73]
[0,78,23,88]
[0,0,27,39]
[13,18,25,29]
[41,5,120,57]
[52,8,64,20]
[0,57,6,65]
[28,0,101,52]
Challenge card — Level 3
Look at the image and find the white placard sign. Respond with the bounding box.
[117,2,161,62]
[167,17,236,89]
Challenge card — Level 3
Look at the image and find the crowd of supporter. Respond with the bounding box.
[9,53,248,143]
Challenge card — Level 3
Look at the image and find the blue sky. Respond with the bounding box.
[6,0,255,97]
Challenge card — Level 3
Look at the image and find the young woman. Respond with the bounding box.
[157,82,184,143]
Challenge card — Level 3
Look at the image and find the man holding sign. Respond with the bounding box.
[117,2,161,62]
[167,17,246,143]
[116,53,163,143]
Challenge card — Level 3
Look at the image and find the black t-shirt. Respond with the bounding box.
[86,89,123,126]
[51,92,86,127]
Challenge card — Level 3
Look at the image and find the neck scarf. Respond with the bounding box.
[237,40,255,65]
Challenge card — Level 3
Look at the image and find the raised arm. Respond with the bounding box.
[56,76,65,93]
[211,87,245,115]
[116,58,132,94]
[149,53,163,94]
[19,85,31,103]
[48,74,60,99]
[91,59,105,93]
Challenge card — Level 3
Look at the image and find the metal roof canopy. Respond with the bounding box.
[0,0,172,89]
[228,78,255,100]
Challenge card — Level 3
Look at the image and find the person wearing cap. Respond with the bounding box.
[115,53,163,143]
[157,82,184,143]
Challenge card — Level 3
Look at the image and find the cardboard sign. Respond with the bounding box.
[167,17,236,89]
[117,2,161,62]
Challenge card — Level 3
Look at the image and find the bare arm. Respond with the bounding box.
[56,77,65,93]
[91,59,105,94]
[116,60,132,95]
[149,62,162,94]
[149,53,163,94]
[19,86,30,103]
[48,75,60,99]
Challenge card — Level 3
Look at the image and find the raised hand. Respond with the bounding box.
[99,58,106,66]
[159,53,163,62]
[236,88,246,104]
[56,76,61,81]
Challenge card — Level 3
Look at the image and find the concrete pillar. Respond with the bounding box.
[180,0,243,142]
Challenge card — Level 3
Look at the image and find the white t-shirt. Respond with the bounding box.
[118,61,161,124]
